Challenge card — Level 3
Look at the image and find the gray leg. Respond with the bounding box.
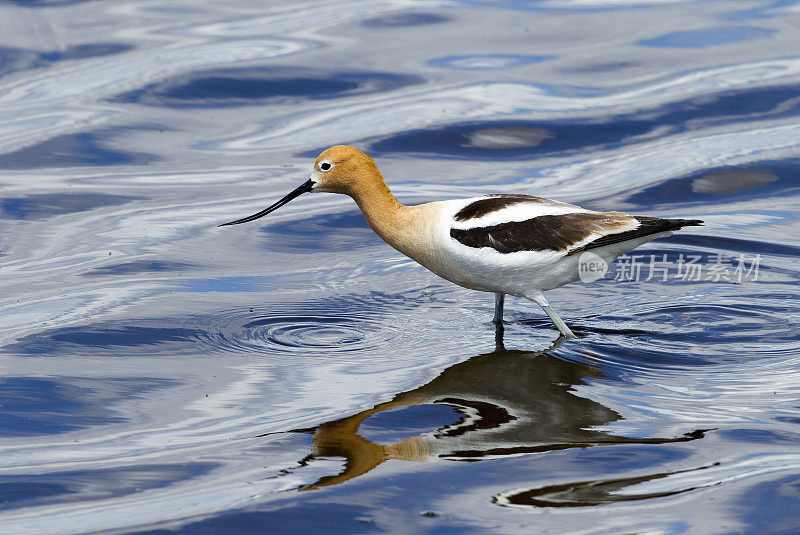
[493,293,505,324]
[527,292,576,339]
[494,320,505,351]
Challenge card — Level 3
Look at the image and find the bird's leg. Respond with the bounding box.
[527,292,577,339]
[542,305,576,339]
[494,326,505,350]
[493,292,505,325]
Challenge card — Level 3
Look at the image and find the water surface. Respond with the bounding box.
[1,1,800,533]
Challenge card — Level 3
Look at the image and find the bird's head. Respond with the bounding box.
[310,145,383,196]
[219,145,383,227]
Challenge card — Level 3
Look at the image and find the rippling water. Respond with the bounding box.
[2,1,800,533]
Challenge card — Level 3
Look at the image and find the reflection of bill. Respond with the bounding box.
[578,251,609,283]
[494,461,717,508]
[278,339,706,491]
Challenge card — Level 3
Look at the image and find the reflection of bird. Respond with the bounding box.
[221,145,702,337]
[284,337,704,491]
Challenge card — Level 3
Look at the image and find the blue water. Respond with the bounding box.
[1,1,800,533]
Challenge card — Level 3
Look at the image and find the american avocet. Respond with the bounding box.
[221,145,702,338]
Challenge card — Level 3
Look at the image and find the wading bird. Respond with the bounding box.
[221,145,702,338]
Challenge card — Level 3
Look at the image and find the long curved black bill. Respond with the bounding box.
[219,179,314,227]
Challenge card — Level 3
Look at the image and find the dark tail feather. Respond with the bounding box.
[635,216,704,232]
[573,216,704,254]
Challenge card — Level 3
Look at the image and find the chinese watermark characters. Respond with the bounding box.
[578,252,761,283]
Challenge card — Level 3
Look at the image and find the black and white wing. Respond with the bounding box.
[448,195,702,255]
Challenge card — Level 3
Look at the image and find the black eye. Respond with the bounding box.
[320,161,332,171]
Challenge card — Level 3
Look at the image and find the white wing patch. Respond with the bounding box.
[448,196,590,230]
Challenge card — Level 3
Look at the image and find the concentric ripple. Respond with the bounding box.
[199,308,402,356]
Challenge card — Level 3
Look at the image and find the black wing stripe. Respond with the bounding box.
[450,213,630,254]
[453,194,563,222]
